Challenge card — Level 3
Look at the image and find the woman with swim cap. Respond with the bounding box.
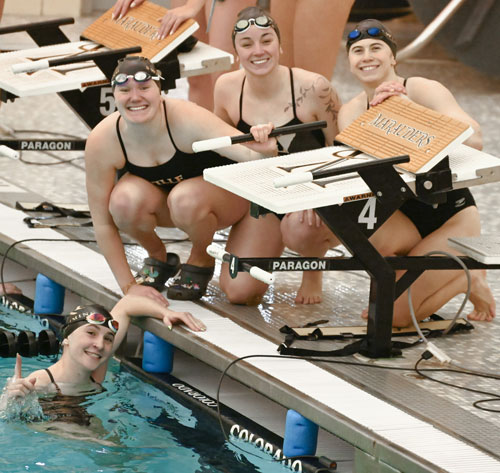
[339,19,495,326]
[213,6,342,305]
[85,56,276,304]
[5,295,205,404]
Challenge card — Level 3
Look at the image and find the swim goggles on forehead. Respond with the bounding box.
[84,313,119,333]
[347,27,393,42]
[234,16,274,34]
[112,71,161,87]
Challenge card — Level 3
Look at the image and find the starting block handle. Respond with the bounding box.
[193,136,232,153]
[274,154,411,188]
[206,244,275,284]
[0,17,74,36]
[207,243,227,260]
[11,46,142,74]
[0,145,19,160]
[274,171,314,188]
[192,120,326,153]
[248,266,275,285]
[12,59,49,74]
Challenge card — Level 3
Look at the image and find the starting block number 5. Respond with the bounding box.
[358,197,377,230]
[99,87,116,116]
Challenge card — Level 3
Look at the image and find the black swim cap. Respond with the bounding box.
[346,19,397,57]
[62,304,117,339]
[111,56,162,89]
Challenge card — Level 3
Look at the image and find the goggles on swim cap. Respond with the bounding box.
[112,71,162,87]
[84,312,119,332]
[234,16,274,34]
[111,56,163,89]
[346,20,397,57]
[231,12,280,46]
[63,305,118,339]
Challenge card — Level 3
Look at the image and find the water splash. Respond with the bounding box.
[0,377,46,422]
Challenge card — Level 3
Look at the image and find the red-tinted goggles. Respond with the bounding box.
[85,313,119,333]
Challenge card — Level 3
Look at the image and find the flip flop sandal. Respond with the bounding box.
[135,253,181,291]
[167,264,215,300]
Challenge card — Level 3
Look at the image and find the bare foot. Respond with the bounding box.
[0,283,22,296]
[361,308,368,320]
[295,272,322,305]
[467,270,496,322]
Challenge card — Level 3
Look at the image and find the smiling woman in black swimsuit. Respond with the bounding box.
[338,19,495,327]
[213,6,342,306]
[4,295,204,412]
[85,56,276,304]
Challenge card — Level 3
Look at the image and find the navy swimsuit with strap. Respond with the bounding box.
[236,68,325,155]
[116,101,234,190]
[368,78,476,238]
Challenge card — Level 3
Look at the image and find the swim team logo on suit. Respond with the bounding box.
[454,197,466,208]
[152,175,184,187]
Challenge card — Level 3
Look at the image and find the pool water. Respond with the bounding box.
[0,303,290,473]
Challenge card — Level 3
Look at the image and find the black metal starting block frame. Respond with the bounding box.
[226,155,500,358]
[0,18,185,150]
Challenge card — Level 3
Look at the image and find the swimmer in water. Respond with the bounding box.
[4,295,205,403]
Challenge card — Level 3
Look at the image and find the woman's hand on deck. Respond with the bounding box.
[163,310,206,332]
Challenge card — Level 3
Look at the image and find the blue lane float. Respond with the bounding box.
[283,409,319,457]
[34,273,65,315]
[142,330,174,373]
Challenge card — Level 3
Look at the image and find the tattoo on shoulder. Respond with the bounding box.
[284,77,340,123]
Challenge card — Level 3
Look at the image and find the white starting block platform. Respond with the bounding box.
[204,144,500,215]
[0,40,232,97]
[449,235,500,264]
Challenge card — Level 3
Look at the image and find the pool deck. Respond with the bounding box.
[1,10,500,473]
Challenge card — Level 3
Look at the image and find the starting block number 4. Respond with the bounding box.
[358,197,378,230]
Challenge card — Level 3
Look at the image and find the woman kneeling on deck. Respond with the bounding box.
[338,19,495,327]
[213,6,342,306]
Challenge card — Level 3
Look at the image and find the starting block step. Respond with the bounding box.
[448,235,500,264]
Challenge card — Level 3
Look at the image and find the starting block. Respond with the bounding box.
[204,97,500,358]
[0,1,233,147]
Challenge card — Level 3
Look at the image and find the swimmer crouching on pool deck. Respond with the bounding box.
[338,19,495,327]
[85,56,276,304]
[213,6,342,306]
[5,295,205,401]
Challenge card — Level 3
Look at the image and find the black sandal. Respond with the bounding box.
[135,253,181,291]
[167,264,214,300]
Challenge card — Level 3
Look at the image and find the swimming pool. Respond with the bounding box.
[0,302,291,473]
